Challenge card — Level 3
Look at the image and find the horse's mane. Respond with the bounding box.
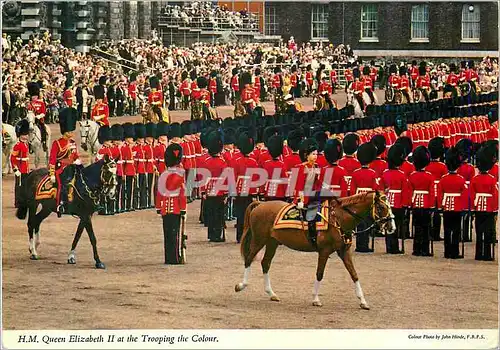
[82,160,104,189]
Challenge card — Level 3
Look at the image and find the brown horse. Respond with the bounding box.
[235,191,396,309]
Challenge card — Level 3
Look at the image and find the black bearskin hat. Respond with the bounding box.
[313,130,328,152]
[255,68,261,76]
[93,85,105,100]
[181,71,188,80]
[356,142,377,166]
[122,123,135,139]
[27,82,40,97]
[99,76,107,86]
[268,135,283,159]
[460,61,467,69]
[237,132,255,156]
[428,137,445,160]
[232,67,239,76]
[168,122,182,139]
[111,124,124,141]
[395,136,413,158]
[362,65,370,76]
[387,143,406,169]
[210,70,217,78]
[468,60,475,69]
[412,60,417,66]
[207,130,223,156]
[353,68,360,79]
[370,134,386,157]
[324,138,343,165]
[223,128,236,145]
[196,76,208,89]
[287,129,304,152]
[299,138,319,162]
[456,138,473,162]
[165,143,183,168]
[399,66,407,76]
[181,120,192,136]
[449,63,457,73]
[190,70,197,81]
[130,72,137,82]
[145,122,157,138]
[488,108,498,125]
[274,66,281,74]
[15,119,29,137]
[389,64,397,74]
[445,147,461,172]
[134,123,146,140]
[149,76,159,89]
[98,125,112,144]
[263,126,280,147]
[342,133,360,155]
[476,146,495,173]
[58,107,78,135]
[156,121,169,137]
[419,66,426,76]
[412,146,431,170]
[241,72,252,86]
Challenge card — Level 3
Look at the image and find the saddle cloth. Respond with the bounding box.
[35,175,75,202]
[273,202,329,231]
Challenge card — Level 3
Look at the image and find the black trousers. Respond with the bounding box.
[462,212,472,242]
[114,176,123,213]
[443,211,463,259]
[14,173,28,208]
[124,175,134,211]
[354,94,365,110]
[134,173,147,209]
[355,219,373,253]
[475,212,495,261]
[412,209,431,256]
[365,88,375,104]
[205,196,225,241]
[108,99,115,117]
[234,196,253,243]
[146,173,154,208]
[162,214,182,264]
[386,208,404,253]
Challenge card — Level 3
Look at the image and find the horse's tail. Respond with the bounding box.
[240,201,261,260]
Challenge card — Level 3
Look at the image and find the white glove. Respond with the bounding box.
[14,169,21,177]
[297,201,304,210]
[73,159,82,165]
[50,175,56,183]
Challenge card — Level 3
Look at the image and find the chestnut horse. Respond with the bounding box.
[235,191,396,309]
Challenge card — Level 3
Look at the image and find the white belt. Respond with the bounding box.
[117,160,123,164]
[184,155,195,159]
[356,187,372,194]
[146,159,155,162]
[124,160,134,164]
[137,159,145,162]
[388,190,402,194]
[16,157,29,161]
[157,159,165,163]
[474,193,492,206]
[442,193,461,206]
[414,190,429,194]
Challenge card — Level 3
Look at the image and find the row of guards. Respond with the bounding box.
[9,90,498,265]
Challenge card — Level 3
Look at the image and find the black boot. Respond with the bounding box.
[57,184,69,218]
[308,221,318,249]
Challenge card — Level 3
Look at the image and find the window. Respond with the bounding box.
[311,4,328,40]
[360,4,378,41]
[462,4,480,42]
[265,4,278,35]
[411,4,429,41]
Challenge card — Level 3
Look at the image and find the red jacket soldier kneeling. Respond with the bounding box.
[156,143,187,265]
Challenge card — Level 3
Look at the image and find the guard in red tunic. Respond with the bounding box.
[351,68,365,111]
[263,135,288,202]
[133,123,147,210]
[153,122,169,208]
[144,123,157,208]
[409,60,419,88]
[445,63,459,97]
[110,124,124,213]
[121,123,136,212]
[180,71,191,110]
[369,134,388,179]
[330,64,338,93]
[437,147,467,259]
[290,65,299,97]
[471,146,498,261]
[48,107,80,217]
[234,131,259,242]
[408,146,435,256]
[156,143,187,265]
[240,72,256,115]
[362,66,375,105]
[305,65,314,96]
[321,138,348,198]
[318,76,332,96]
[272,67,283,96]
[415,62,431,102]
[294,138,321,246]
[284,129,304,171]
[399,66,411,104]
[63,78,74,108]
[344,63,354,93]
[195,77,212,120]
[27,82,48,151]
[380,144,411,254]
[148,76,164,121]
[209,71,218,108]
[91,85,110,127]
[96,126,114,215]
[128,73,138,115]
[456,138,475,242]
[338,133,361,195]
[11,119,30,207]
[425,137,448,241]
[253,68,263,100]
[204,130,228,242]
[314,130,329,168]
[231,68,240,103]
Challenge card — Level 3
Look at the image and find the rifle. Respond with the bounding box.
[180,213,187,264]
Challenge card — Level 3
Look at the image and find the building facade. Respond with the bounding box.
[265,1,498,57]
[1,1,159,52]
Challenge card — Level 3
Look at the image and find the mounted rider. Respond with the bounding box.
[240,71,257,115]
[26,81,48,151]
[351,68,365,111]
[362,65,375,105]
[49,107,81,217]
[148,76,164,121]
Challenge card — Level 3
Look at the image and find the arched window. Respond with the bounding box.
[461,4,480,42]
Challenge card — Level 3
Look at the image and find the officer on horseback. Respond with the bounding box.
[148,76,164,121]
[48,107,81,217]
[27,82,48,151]
[91,85,110,127]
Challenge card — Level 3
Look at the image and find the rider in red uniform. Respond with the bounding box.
[27,82,48,151]
[91,85,110,126]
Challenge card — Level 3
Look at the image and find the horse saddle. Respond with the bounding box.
[273,202,329,231]
[35,174,76,202]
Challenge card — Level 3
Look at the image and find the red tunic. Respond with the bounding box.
[408,170,435,209]
[204,155,228,197]
[91,102,110,126]
[133,144,146,174]
[319,164,348,198]
[380,169,411,208]
[253,76,261,98]
[369,158,388,179]
[128,82,137,99]
[180,80,191,96]
[231,75,239,92]
[48,137,79,175]
[143,142,155,173]
[263,158,288,199]
[154,143,168,174]
[148,90,163,106]
[400,160,415,177]
[338,155,361,195]
[437,173,467,211]
[318,81,332,95]
[470,173,498,212]
[351,166,379,195]
[330,70,337,84]
[10,141,30,173]
[156,167,187,214]
[209,78,217,94]
[27,98,47,123]
[241,86,256,107]
[181,140,195,170]
[63,89,74,107]
[457,163,476,183]
[95,145,113,162]
[110,144,122,177]
[425,160,448,200]
[446,73,459,87]
[234,155,260,195]
[284,153,302,172]
[306,72,314,86]
[121,143,135,176]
